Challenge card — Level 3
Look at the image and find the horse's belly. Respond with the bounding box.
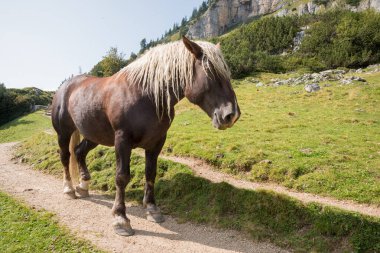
[69,105,115,146]
[78,117,115,146]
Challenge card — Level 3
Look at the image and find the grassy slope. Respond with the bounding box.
[0,191,102,253]
[165,71,380,205]
[8,71,380,252]
[0,110,51,143]
[16,132,380,252]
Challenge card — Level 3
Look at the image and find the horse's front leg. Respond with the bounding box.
[143,135,166,223]
[112,131,134,236]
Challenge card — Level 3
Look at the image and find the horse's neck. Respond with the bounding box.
[167,84,186,108]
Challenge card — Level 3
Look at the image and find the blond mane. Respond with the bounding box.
[118,40,230,118]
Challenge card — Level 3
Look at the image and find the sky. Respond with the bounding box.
[0,0,204,91]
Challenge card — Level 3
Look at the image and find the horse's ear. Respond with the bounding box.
[216,42,221,50]
[182,36,203,59]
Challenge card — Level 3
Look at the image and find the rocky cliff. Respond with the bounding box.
[187,0,380,38]
[187,0,284,38]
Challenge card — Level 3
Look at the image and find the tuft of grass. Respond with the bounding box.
[165,71,380,205]
[16,133,380,252]
[0,110,52,143]
[0,191,102,253]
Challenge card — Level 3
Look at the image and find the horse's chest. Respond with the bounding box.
[124,116,170,149]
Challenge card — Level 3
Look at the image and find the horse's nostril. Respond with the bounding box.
[224,113,233,123]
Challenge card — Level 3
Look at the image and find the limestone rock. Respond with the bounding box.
[298,2,320,15]
[304,83,320,92]
[187,0,283,38]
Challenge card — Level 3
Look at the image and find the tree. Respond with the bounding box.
[181,17,188,27]
[172,23,179,32]
[140,38,147,53]
[191,8,198,20]
[179,26,189,37]
[0,83,5,99]
[200,1,208,13]
[90,47,127,77]
[129,52,137,60]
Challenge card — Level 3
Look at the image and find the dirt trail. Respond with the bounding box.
[160,154,380,218]
[0,142,286,253]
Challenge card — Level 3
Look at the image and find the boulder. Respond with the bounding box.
[340,79,353,85]
[350,76,366,82]
[304,83,320,92]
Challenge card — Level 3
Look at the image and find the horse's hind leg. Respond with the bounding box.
[143,135,166,223]
[58,133,76,199]
[74,139,98,198]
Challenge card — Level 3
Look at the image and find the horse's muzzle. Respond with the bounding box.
[212,103,240,130]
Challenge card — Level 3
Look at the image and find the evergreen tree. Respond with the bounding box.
[181,17,188,27]
[200,1,208,13]
[140,38,147,53]
[191,8,198,19]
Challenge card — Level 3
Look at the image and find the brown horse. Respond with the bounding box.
[51,36,240,236]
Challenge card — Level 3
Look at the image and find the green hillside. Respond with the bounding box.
[0,110,52,143]
[0,84,53,126]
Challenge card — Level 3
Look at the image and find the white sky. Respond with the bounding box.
[0,0,204,91]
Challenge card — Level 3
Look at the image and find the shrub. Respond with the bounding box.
[313,0,329,5]
[217,16,299,77]
[345,0,361,7]
[299,10,380,69]
[215,10,380,77]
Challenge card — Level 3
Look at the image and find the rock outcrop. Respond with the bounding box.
[244,65,380,88]
[357,0,380,11]
[187,0,380,39]
[187,0,284,38]
[297,2,321,15]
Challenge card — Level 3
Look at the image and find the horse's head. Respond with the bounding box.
[182,36,240,130]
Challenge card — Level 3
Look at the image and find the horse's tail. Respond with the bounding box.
[69,130,81,185]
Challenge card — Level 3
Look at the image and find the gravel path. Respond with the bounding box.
[160,154,380,218]
[0,142,287,253]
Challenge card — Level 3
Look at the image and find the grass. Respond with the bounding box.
[0,191,102,253]
[0,110,52,143]
[164,71,380,205]
[15,132,380,252]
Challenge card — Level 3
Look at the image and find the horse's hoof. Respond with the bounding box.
[146,205,165,223]
[114,225,135,236]
[75,186,90,198]
[113,216,135,236]
[147,212,165,223]
[63,191,77,199]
